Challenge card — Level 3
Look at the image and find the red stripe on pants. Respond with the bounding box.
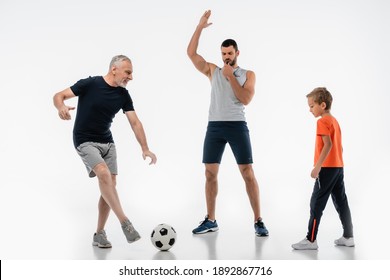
[310,219,317,242]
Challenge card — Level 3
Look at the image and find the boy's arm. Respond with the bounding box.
[311,135,332,178]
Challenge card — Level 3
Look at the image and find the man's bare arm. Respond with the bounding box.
[187,10,216,79]
[53,88,76,120]
[223,65,256,105]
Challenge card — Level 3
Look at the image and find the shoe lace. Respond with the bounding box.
[98,230,108,241]
[199,217,209,226]
[255,220,264,228]
[124,224,135,233]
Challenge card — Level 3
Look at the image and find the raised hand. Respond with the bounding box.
[198,10,213,29]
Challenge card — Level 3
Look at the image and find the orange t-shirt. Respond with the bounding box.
[314,115,344,167]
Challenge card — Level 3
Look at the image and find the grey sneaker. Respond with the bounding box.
[334,236,355,247]
[92,230,112,248]
[292,238,318,250]
[121,219,141,243]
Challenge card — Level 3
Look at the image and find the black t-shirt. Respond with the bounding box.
[70,76,134,148]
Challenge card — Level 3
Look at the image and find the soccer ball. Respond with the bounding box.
[150,223,177,251]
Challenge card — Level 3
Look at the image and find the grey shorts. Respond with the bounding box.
[76,142,118,178]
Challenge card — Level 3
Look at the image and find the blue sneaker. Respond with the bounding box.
[192,216,219,234]
[254,219,269,236]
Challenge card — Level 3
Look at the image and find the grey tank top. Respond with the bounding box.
[209,66,247,121]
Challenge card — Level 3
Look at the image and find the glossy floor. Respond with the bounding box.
[32,214,383,260]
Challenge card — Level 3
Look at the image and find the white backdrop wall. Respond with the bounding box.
[0,0,389,259]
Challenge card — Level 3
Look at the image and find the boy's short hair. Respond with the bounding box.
[306,87,333,110]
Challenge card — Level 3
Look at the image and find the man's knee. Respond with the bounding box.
[205,164,219,182]
[94,163,113,185]
[240,164,256,183]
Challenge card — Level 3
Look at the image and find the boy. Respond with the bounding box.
[292,87,354,250]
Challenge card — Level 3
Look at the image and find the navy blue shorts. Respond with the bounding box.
[203,121,253,164]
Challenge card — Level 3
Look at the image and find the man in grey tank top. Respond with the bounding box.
[187,10,268,237]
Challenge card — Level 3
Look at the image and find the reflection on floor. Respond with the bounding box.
[88,222,362,260]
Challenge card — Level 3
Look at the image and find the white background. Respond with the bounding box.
[1,0,389,271]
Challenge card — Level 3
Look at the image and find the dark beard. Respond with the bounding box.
[224,57,237,66]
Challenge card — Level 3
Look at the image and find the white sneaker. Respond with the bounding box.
[292,238,318,250]
[334,236,355,247]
